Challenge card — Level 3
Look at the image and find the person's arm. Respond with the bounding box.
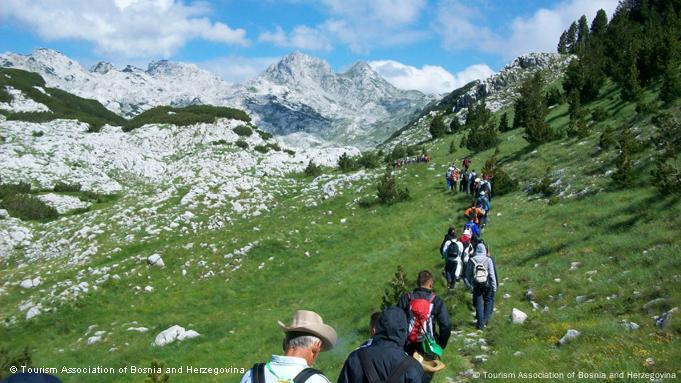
[336,355,359,383]
[239,369,252,383]
[397,293,409,311]
[473,224,481,237]
[463,260,473,290]
[435,298,452,348]
[488,258,497,291]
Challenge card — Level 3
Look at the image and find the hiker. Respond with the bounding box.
[480,176,492,201]
[450,166,460,192]
[462,157,471,171]
[472,178,482,199]
[464,202,483,225]
[468,170,477,196]
[241,310,337,383]
[463,213,481,246]
[445,166,455,191]
[439,226,457,257]
[337,306,428,383]
[476,192,491,229]
[464,244,497,330]
[397,271,451,357]
[358,311,382,349]
[441,232,464,289]
[460,169,469,194]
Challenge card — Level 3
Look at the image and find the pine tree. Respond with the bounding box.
[449,139,457,154]
[650,113,681,193]
[498,112,510,132]
[521,73,553,145]
[449,116,461,133]
[566,21,578,53]
[599,124,616,149]
[463,100,498,152]
[304,160,322,177]
[380,265,409,309]
[376,166,410,204]
[337,152,358,172]
[590,9,608,36]
[576,15,590,52]
[612,142,634,187]
[567,90,588,138]
[429,114,447,139]
[558,31,569,54]
[620,59,642,102]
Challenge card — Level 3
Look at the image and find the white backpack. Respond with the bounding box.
[471,258,489,286]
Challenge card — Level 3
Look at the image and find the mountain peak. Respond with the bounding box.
[90,61,114,74]
[263,51,333,84]
[343,61,378,78]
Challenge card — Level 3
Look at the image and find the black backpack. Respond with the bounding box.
[251,363,322,383]
[359,348,413,383]
[445,240,460,262]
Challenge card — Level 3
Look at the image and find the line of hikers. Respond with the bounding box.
[241,157,498,383]
[241,270,453,383]
[445,157,492,200]
[395,153,430,168]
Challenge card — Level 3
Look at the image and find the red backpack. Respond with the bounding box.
[406,292,435,344]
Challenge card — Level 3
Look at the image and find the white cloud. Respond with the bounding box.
[369,60,495,94]
[198,56,280,84]
[321,0,428,53]
[0,0,248,58]
[259,26,332,51]
[436,0,619,59]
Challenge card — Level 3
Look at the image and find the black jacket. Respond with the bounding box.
[337,307,427,383]
[397,287,452,348]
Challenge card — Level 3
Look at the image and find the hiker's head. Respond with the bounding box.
[282,332,322,365]
[369,311,381,336]
[447,226,456,236]
[475,243,487,257]
[417,270,434,289]
[277,310,336,365]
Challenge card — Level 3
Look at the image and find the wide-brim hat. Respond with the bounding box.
[412,352,446,373]
[278,310,337,351]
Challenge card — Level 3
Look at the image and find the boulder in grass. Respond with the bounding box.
[19,277,41,289]
[511,308,527,324]
[147,254,164,267]
[153,325,200,347]
[558,329,580,346]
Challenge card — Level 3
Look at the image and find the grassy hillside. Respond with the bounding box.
[2,77,680,383]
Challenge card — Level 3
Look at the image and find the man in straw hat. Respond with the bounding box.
[337,307,428,383]
[240,310,337,383]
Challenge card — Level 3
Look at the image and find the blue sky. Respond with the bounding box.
[0,0,618,93]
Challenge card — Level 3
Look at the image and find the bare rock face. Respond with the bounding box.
[153,325,200,347]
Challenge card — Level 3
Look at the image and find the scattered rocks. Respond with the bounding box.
[502,293,511,299]
[513,351,524,357]
[575,295,587,304]
[569,262,581,271]
[473,354,488,363]
[525,289,534,301]
[147,254,165,267]
[655,307,678,330]
[19,277,42,289]
[87,336,102,345]
[25,306,41,320]
[511,308,527,324]
[620,320,639,331]
[144,285,154,293]
[127,327,149,333]
[558,329,581,346]
[153,325,200,346]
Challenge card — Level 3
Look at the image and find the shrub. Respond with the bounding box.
[493,167,518,196]
[429,114,446,139]
[380,265,409,309]
[32,131,44,137]
[376,166,410,204]
[304,161,322,177]
[254,145,269,153]
[53,181,82,193]
[123,105,250,132]
[358,151,381,169]
[599,125,616,149]
[284,149,296,156]
[256,129,273,140]
[1,193,58,221]
[650,113,681,193]
[0,182,31,199]
[0,86,12,104]
[545,87,563,106]
[533,167,556,196]
[0,346,32,380]
[86,123,103,133]
[267,142,281,151]
[233,125,253,137]
[591,106,608,122]
[337,152,360,172]
[144,359,170,383]
[612,141,634,187]
[235,140,249,150]
[449,140,457,154]
[212,139,227,145]
[387,145,408,162]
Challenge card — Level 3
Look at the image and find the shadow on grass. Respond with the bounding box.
[512,242,568,266]
[497,142,537,166]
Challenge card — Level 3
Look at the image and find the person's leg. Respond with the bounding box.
[445,261,456,289]
[484,287,495,326]
[472,288,485,330]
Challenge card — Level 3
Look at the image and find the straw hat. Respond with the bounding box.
[278,310,337,351]
[412,352,446,373]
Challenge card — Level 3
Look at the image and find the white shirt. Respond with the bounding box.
[240,355,330,383]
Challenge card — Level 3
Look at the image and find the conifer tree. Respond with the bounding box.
[621,59,642,102]
[576,15,590,52]
[449,139,457,154]
[521,73,553,145]
[566,21,578,53]
[429,114,447,139]
[590,9,608,36]
[449,116,461,133]
[498,112,510,132]
[558,31,568,54]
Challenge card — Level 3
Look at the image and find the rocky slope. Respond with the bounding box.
[0,49,432,147]
[386,53,573,147]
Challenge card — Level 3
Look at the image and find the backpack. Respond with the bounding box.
[471,258,489,286]
[445,240,460,262]
[251,363,321,383]
[406,292,435,344]
[462,225,472,239]
[359,348,412,383]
